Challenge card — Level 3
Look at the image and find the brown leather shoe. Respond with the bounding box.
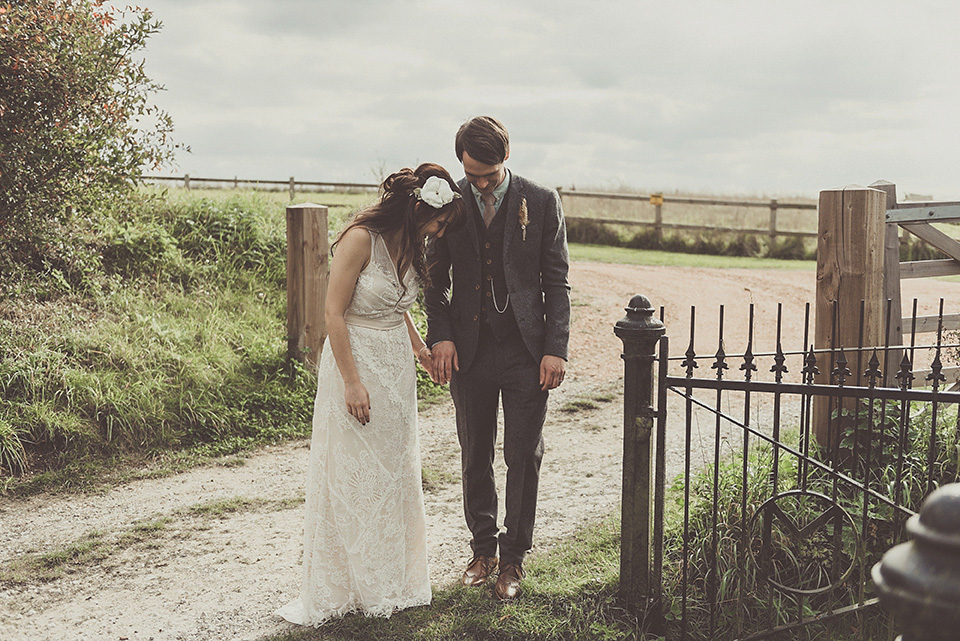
[494,562,525,601]
[460,555,498,587]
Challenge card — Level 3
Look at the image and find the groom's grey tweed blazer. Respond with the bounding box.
[425,173,571,372]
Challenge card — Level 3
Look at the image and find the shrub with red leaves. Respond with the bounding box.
[0,0,182,284]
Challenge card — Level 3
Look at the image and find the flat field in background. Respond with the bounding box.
[561,189,819,234]
[150,184,818,237]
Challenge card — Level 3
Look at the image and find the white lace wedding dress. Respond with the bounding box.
[277,230,430,626]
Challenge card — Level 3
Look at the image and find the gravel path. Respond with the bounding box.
[2,262,956,641]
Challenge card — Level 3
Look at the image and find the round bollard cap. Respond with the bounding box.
[909,484,960,550]
[873,484,960,636]
[614,294,665,337]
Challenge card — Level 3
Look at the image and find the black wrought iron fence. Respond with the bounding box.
[617,295,960,640]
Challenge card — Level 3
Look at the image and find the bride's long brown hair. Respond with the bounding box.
[332,163,464,289]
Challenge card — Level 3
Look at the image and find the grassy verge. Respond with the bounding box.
[145,186,376,232]
[569,243,815,270]
[265,513,655,641]
[0,187,449,495]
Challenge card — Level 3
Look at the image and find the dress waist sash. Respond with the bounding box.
[344,313,405,330]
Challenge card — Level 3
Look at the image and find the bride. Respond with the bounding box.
[277,164,464,625]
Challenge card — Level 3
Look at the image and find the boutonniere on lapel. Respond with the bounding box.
[519,197,529,241]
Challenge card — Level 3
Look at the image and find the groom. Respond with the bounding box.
[425,116,570,600]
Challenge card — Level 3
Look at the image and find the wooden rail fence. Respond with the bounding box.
[146,176,821,244]
[143,174,378,200]
[558,188,818,244]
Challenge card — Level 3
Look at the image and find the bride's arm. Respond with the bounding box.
[325,227,372,425]
[404,310,431,371]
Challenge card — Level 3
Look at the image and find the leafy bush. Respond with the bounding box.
[623,228,660,250]
[103,220,183,278]
[567,218,624,246]
[899,234,948,261]
[572,220,816,260]
[765,236,811,260]
[0,0,181,292]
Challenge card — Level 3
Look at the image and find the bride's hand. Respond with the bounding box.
[344,381,371,425]
[416,346,434,378]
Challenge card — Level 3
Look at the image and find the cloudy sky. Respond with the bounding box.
[139,0,960,199]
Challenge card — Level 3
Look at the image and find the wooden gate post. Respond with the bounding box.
[872,180,903,384]
[814,186,886,446]
[286,203,329,371]
[615,294,666,618]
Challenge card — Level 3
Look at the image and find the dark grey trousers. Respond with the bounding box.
[450,324,548,566]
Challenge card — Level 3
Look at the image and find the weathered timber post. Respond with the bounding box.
[769,198,778,244]
[286,203,329,371]
[814,186,885,446]
[289,176,296,201]
[872,180,904,385]
[651,193,664,245]
[184,174,191,190]
[873,483,960,640]
[615,294,666,617]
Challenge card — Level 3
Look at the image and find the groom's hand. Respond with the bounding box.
[540,355,566,391]
[430,341,459,385]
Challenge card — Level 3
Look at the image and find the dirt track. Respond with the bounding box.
[1,261,957,641]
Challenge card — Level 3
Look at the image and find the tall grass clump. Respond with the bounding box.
[657,400,960,640]
[0,191,322,487]
[1,188,448,488]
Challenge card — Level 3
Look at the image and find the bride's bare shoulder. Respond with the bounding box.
[333,226,372,270]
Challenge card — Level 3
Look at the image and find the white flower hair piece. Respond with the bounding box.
[413,175,461,209]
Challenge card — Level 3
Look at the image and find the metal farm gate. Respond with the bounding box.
[616,295,960,640]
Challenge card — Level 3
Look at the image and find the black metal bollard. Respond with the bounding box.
[873,483,960,641]
[615,294,666,616]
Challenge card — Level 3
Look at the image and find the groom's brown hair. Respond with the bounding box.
[455,116,509,166]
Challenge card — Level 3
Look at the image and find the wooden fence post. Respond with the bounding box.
[814,186,886,446]
[651,193,664,244]
[289,176,296,201]
[184,174,190,190]
[286,203,329,371]
[769,198,778,244]
[872,180,903,384]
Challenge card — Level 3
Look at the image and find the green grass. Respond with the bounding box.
[0,494,304,585]
[420,466,459,492]
[146,186,375,234]
[570,243,815,270]
[265,513,655,641]
[0,185,455,492]
[0,189,354,492]
[560,399,601,413]
[185,497,260,518]
[1,531,111,583]
[0,182,451,495]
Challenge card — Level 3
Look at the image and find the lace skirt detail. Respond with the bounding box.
[277,324,430,626]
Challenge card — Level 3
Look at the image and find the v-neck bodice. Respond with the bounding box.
[343,230,419,330]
